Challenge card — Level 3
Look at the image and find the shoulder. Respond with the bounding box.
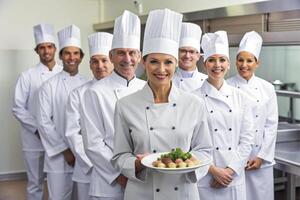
[256,76,275,91]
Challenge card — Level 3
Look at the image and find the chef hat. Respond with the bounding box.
[237,31,262,59]
[33,24,56,46]
[179,22,202,52]
[88,32,113,57]
[142,8,183,60]
[112,10,140,50]
[57,24,81,51]
[202,30,229,61]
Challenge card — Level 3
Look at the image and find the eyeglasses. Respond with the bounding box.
[179,49,198,55]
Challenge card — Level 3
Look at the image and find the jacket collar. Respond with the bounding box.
[236,73,256,86]
[202,79,232,99]
[38,62,62,73]
[111,70,138,87]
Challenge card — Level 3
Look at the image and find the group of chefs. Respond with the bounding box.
[12,8,278,200]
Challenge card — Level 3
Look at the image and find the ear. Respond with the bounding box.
[109,50,113,62]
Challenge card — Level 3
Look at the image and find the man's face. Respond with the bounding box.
[35,42,56,65]
[178,47,200,71]
[109,48,141,80]
[89,54,114,80]
[59,46,82,76]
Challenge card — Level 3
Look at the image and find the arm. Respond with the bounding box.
[81,88,120,184]
[257,88,278,163]
[36,82,68,157]
[65,88,93,173]
[12,72,38,134]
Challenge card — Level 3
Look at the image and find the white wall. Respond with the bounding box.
[0,0,99,175]
[99,0,269,22]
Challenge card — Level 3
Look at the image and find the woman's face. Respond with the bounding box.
[236,51,259,80]
[143,53,177,88]
[204,54,229,81]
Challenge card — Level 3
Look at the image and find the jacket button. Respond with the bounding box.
[229,109,232,112]
[150,127,154,131]
[257,100,259,102]
[229,128,232,131]
[156,188,160,192]
[146,106,150,110]
[214,129,218,132]
[205,94,208,97]
[226,95,229,98]
[256,115,259,117]
[174,187,178,191]
[172,126,176,130]
[173,103,176,107]
[255,130,258,132]
[255,87,258,90]
[256,145,259,147]
[216,147,219,150]
[153,150,157,153]
[201,79,203,81]
[129,129,132,133]
[180,79,183,82]
[237,86,240,89]
[210,110,213,113]
[228,147,231,150]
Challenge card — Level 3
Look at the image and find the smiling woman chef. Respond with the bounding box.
[112,8,213,200]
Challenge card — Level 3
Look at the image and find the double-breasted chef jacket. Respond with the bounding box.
[227,74,278,200]
[81,71,145,197]
[173,68,207,92]
[12,62,62,151]
[36,71,88,173]
[112,83,213,200]
[65,79,97,183]
[193,80,254,200]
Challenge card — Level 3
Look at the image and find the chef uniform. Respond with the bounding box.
[193,31,254,200]
[112,8,213,200]
[227,31,278,200]
[80,11,145,200]
[12,24,62,200]
[173,22,207,92]
[36,25,88,200]
[65,32,113,200]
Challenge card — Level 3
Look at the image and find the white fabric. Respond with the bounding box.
[81,71,145,197]
[142,8,182,60]
[202,31,229,61]
[227,74,278,166]
[179,22,202,52]
[112,10,140,50]
[237,31,262,59]
[33,24,56,45]
[12,63,62,151]
[58,24,81,51]
[65,80,96,183]
[198,184,246,200]
[47,172,73,200]
[23,151,45,200]
[90,196,123,200]
[112,84,213,200]
[88,32,113,57]
[173,68,207,92]
[193,80,254,200]
[73,182,90,200]
[36,71,88,173]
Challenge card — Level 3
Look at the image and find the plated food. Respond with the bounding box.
[152,148,200,169]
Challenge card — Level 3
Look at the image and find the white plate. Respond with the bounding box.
[141,152,211,174]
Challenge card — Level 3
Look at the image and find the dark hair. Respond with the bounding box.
[34,43,56,52]
[59,48,85,59]
[142,55,148,61]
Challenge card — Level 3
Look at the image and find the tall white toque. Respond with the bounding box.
[237,31,263,59]
[88,32,113,57]
[57,24,81,51]
[201,30,229,61]
[142,8,183,60]
[33,23,56,46]
[111,10,141,50]
[179,22,202,52]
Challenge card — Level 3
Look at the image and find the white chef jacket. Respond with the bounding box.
[227,74,278,168]
[193,80,254,196]
[36,71,88,172]
[12,62,62,151]
[112,83,213,200]
[65,79,97,183]
[173,68,207,92]
[81,71,145,197]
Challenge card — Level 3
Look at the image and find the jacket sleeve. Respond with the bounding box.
[81,88,120,184]
[227,96,254,176]
[186,101,213,183]
[36,82,68,157]
[257,88,278,163]
[65,88,93,173]
[12,72,37,134]
[111,101,144,183]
